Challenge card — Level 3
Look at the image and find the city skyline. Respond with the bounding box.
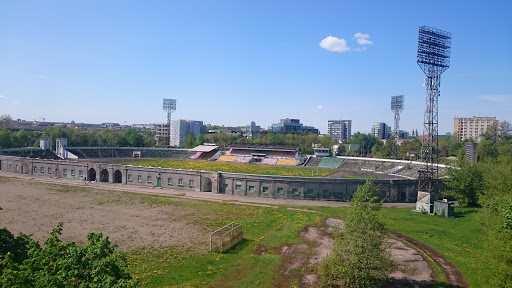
[1,1,511,134]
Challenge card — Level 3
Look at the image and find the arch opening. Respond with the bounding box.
[201,177,212,192]
[100,169,109,183]
[88,168,96,182]
[113,170,122,183]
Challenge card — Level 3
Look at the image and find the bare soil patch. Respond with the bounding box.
[0,177,209,251]
[274,218,467,288]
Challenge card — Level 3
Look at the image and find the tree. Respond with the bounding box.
[499,120,511,139]
[0,130,13,149]
[319,179,392,288]
[195,134,205,147]
[0,115,11,128]
[0,223,136,288]
[443,161,485,207]
[183,133,196,148]
[336,144,346,156]
[0,228,34,264]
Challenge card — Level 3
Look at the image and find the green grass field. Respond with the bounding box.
[120,159,335,177]
[122,192,486,288]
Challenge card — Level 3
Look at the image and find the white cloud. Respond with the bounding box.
[0,94,5,99]
[320,36,350,52]
[480,95,510,103]
[316,105,324,110]
[354,32,373,46]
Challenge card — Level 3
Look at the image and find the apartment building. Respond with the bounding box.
[453,116,498,142]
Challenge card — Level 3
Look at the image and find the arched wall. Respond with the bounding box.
[0,155,427,203]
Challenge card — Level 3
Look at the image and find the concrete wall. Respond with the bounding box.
[0,155,419,202]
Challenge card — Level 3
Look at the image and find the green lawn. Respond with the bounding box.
[124,192,487,288]
[119,159,335,177]
[379,207,486,288]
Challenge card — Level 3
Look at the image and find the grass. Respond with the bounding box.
[125,199,322,288]
[119,159,335,177]
[379,206,486,288]
[123,192,487,288]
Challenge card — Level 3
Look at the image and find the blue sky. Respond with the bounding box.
[1,0,511,135]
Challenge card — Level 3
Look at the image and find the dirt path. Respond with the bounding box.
[390,231,468,288]
[274,219,468,288]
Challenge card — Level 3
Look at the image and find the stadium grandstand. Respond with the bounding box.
[66,147,195,160]
[222,143,300,165]
[189,144,220,161]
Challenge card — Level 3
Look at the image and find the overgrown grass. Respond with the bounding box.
[124,193,486,288]
[119,159,335,177]
[379,206,486,288]
[125,199,322,288]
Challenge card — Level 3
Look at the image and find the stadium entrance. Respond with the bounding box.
[201,177,212,192]
[100,169,109,182]
[113,170,122,183]
[88,168,96,181]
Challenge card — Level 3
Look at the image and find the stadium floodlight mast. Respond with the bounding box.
[416,26,451,197]
[163,99,176,147]
[391,95,404,159]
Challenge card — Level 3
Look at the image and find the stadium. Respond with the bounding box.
[0,140,447,203]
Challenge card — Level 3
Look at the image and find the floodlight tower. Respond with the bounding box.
[416,26,451,197]
[391,95,404,159]
[163,99,176,147]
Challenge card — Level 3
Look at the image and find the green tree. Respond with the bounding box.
[0,223,136,288]
[0,228,34,264]
[0,130,13,149]
[319,179,392,288]
[478,139,499,161]
[443,161,484,207]
[477,155,512,287]
[195,134,205,147]
[336,145,346,156]
[183,133,196,148]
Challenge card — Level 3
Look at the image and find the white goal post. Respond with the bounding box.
[210,222,243,252]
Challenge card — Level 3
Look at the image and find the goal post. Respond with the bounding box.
[210,222,243,252]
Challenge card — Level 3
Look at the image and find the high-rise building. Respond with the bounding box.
[243,121,261,139]
[327,120,352,141]
[453,116,498,142]
[371,122,391,139]
[169,119,206,147]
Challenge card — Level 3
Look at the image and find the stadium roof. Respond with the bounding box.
[191,145,219,152]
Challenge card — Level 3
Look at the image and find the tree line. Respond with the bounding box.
[442,123,512,287]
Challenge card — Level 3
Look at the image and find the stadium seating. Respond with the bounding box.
[277,158,297,166]
[218,155,237,162]
[261,158,278,165]
[235,156,251,163]
[317,157,344,169]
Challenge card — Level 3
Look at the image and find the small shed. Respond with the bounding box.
[433,200,454,217]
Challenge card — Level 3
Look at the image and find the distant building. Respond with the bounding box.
[243,121,261,139]
[465,142,478,163]
[453,116,498,142]
[397,130,410,139]
[371,122,391,139]
[327,120,352,141]
[269,118,319,134]
[153,123,169,146]
[169,119,206,147]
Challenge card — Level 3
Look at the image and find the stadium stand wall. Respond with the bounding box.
[0,155,429,203]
